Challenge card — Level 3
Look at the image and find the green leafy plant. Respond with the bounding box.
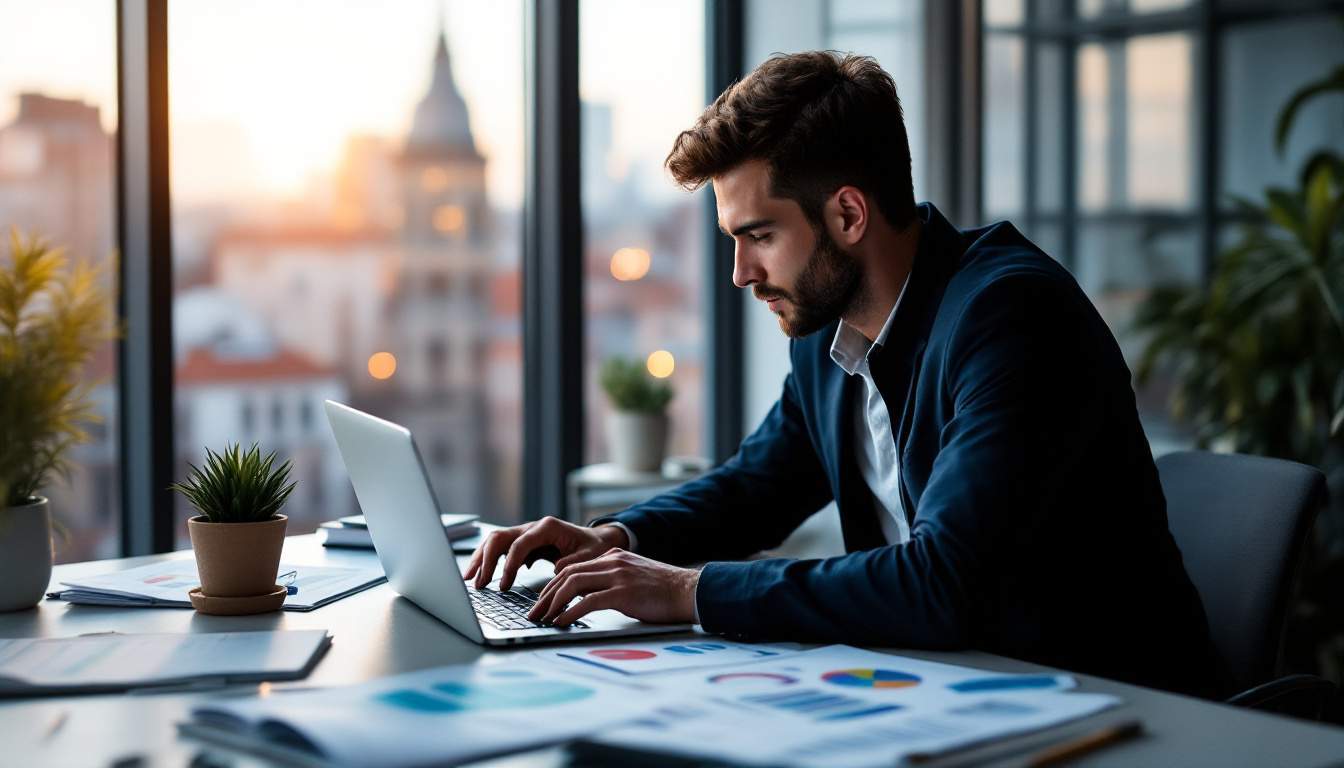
[0,229,117,508]
[1133,37,1344,681]
[599,357,674,414]
[170,443,297,524]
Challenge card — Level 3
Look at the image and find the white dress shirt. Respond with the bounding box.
[828,281,911,545]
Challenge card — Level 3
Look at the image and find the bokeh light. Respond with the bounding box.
[646,349,675,378]
[368,351,397,380]
[610,247,651,281]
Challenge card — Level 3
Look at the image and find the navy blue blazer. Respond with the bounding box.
[601,203,1217,696]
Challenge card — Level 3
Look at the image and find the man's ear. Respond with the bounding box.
[825,186,868,247]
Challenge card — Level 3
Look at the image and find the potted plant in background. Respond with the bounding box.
[0,230,115,612]
[171,442,296,615]
[600,356,674,473]
[1133,47,1344,681]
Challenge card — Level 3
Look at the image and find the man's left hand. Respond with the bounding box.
[527,549,699,626]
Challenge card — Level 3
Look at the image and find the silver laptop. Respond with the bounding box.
[324,400,690,646]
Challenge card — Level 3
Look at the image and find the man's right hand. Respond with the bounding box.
[464,516,630,591]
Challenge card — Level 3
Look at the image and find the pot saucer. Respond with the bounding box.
[188,585,287,615]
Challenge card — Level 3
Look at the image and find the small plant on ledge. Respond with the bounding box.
[600,356,675,474]
[171,442,297,614]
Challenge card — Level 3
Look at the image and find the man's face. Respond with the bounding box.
[713,159,862,338]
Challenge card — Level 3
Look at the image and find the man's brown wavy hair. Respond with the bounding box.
[666,50,915,230]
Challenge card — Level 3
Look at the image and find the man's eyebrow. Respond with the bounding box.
[718,218,775,236]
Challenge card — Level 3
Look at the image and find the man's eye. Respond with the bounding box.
[748,232,771,244]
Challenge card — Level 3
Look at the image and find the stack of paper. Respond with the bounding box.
[0,630,331,697]
[46,560,385,612]
[317,513,479,549]
[183,661,655,766]
[180,643,1121,768]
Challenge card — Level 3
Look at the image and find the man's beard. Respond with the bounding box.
[755,229,864,338]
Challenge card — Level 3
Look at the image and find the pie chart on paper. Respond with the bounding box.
[821,668,921,689]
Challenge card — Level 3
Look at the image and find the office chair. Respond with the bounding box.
[1156,450,1336,720]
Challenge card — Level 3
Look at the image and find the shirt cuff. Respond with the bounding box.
[598,521,639,553]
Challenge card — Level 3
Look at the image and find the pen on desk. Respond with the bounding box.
[42,710,69,741]
[1023,719,1143,767]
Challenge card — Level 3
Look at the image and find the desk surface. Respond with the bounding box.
[3,535,1343,768]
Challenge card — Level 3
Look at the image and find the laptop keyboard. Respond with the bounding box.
[467,586,588,631]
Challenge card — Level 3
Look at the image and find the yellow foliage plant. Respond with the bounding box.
[0,228,117,508]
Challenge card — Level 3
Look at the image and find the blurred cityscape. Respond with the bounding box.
[0,24,704,561]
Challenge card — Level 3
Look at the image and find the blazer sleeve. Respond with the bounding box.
[693,273,1102,646]
[595,362,834,566]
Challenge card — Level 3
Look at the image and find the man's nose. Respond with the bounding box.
[732,245,762,288]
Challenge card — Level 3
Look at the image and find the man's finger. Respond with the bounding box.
[463,547,483,579]
[552,589,619,627]
[534,557,610,611]
[473,529,518,589]
[499,528,554,592]
[533,571,612,623]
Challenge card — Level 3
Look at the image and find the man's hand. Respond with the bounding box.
[464,516,630,591]
[527,549,700,627]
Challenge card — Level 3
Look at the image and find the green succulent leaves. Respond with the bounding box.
[171,443,297,524]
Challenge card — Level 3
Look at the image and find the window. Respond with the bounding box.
[0,2,120,562]
[580,0,708,466]
[169,0,525,541]
[978,0,1343,450]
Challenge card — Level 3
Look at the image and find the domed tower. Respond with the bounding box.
[388,19,494,517]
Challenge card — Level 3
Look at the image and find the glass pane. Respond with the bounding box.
[580,0,707,471]
[983,0,1024,27]
[1221,15,1344,205]
[1035,42,1066,213]
[1075,218,1199,357]
[1079,0,1191,17]
[0,2,120,562]
[825,1,925,204]
[983,34,1025,220]
[1078,33,1194,212]
[169,1,525,540]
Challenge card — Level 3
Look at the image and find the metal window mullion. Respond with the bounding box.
[115,0,175,555]
[1196,0,1220,280]
[523,0,583,522]
[705,0,745,464]
[1060,2,1079,272]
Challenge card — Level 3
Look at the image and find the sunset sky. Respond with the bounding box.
[1,0,705,207]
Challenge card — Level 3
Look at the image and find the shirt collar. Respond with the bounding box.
[829,277,910,376]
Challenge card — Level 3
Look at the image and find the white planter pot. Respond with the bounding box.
[606,410,669,473]
[0,496,53,612]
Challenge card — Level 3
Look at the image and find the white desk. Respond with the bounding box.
[4,535,1344,767]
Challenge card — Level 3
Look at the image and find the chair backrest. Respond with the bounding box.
[1156,451,1325,695]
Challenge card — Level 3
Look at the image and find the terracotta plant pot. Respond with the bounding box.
[0,497,53,612]
[187,514,287,598]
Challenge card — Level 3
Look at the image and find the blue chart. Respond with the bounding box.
[378,679,594,713]
[664,642,728,655]
[948,675,1060,693]
[742,688,904,722]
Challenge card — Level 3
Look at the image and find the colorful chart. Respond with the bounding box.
[949,675,1059,693]
[664,642,728,654]
[707,672,798,685]
[821,668,921,689]
[378,680,593,713]
[589,648,657,661]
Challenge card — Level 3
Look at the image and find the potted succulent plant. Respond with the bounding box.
[0,230,116,612]
[171,442,296,615]
[599,356,674,473]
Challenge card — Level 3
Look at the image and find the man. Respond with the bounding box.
[468,51,1216,696]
